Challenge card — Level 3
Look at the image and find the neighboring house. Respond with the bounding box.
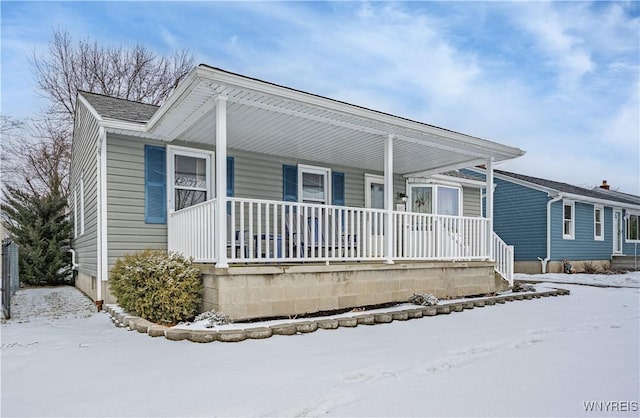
[70,65,524,320]
[465,169,640,273]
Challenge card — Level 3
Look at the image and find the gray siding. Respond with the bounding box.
[70,102,100,277]
[462,186,481,217]
[105,138,407,268]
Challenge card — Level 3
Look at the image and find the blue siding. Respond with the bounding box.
[550,202,614,260]
[491,178,548,261]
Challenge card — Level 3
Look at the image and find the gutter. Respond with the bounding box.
[539,193,563,273]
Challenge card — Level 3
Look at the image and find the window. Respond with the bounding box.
[408,184,460,216]
[437,186,460,216]
[365,174,385,209]
[298,165,330,204]
[167,147,212,211]
[563,201,575,239]
[594,206,603,241]
[627,212,640,242]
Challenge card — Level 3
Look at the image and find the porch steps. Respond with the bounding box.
[103,286,571,344]
[611,255,639,271]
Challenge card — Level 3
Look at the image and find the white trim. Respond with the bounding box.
[384,134,394,264]
[298,164,331,204]
[215,95,228,268]
[79,173,85,236]
[97,127,108,299]
[593,205,604,241]
[562,200,575,240]
[364,174,385,209]
[167,145,214,212]
[625,211,640,243]
[73,188,78,239]
[613,209,624,254]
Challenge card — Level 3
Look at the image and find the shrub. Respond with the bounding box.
[409,293,439,306]
[194,310,233,328]
[581,260,599,274]
[109,250,202,325]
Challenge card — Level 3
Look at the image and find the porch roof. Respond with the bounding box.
[93,65,526,175]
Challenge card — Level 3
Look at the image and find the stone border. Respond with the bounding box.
[103,287,570,344]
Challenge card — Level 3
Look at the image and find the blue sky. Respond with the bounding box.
[2,1,639,194]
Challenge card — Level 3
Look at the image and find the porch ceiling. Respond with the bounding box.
[146,66,524,175]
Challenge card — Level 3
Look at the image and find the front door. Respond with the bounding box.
[613,209,623,254]
[365,174,385,256]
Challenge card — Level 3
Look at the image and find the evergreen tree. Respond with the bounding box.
[1,186,72,285]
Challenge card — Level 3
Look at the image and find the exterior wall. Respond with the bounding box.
[199,261,497,321]
[70,101,100,278]
[550,201,614,261]
[462,186,481,217]
[106,134,171,268]
[491,177,548,262]
[105,136,407,272]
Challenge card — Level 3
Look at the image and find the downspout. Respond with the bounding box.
[539,193,563,273]
[68,249,79,270]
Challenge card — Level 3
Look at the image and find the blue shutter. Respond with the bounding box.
[283,164,298,202]
[226,157,234,197]
[144,145,166,224]
[332,172,345,206]
[226,157,234,214]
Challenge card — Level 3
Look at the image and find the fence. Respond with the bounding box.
[2,239,20,319]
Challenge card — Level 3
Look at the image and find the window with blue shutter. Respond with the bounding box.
[332,172,345,206]
[283,164,298,202]
[145,145,166,224]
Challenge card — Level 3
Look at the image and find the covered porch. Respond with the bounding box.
[143,66,520,285]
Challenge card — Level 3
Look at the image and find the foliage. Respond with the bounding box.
[1,186,72,285]
[109,250,202,325]
[194,310,233,328]
[512,282,535,293]
[581,260,599,274]
[409,293,439,306]
[32,28,196,126]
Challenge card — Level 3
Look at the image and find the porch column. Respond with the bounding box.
[384,134,394,264]
[486,157,494,260]
[215,95,228,268]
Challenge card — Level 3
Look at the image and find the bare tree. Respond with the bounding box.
[2,115,70,199]
[32,28,196,125]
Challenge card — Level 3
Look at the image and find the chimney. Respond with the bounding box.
[600,180,610,190]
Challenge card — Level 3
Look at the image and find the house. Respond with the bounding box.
[70,65,524,320]
[464,169,640,274]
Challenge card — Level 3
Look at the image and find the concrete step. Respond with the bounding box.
[611,256,639,271]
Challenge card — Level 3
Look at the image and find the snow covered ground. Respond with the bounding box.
[2,274,639,417]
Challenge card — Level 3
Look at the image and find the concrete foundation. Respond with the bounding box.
[198,261,500,321]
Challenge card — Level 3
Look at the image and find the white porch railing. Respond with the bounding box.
[492,232,514,285]
[168,197,500,265]
[168,199,217,263]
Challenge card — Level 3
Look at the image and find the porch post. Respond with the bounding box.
[384,134,394,264]
[215,95,228,268]
[486,157,494,260]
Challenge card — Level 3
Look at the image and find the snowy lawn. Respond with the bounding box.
[1,274,639,417]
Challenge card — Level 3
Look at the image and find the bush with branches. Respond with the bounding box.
[109,250,202,325]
